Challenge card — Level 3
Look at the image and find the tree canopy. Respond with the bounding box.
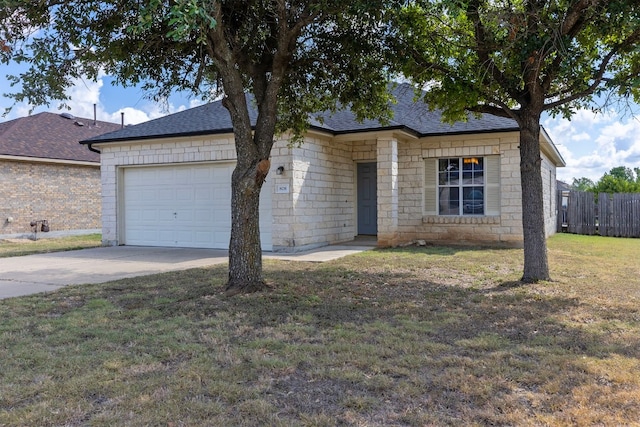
[573,166,640,193]
[1,0,398,294]
[571,177,596,192]
[393,0,640,122]
[392,0,640,282]
[1,1,395,131]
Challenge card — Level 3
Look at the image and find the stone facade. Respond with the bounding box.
[398,132,525,245]
[273,135,356,250]
[0,159,101,237]
[97,129,560,250]
[268,130,559,249]
[541,153,559,237]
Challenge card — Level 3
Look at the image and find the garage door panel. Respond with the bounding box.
[176,194,194,204]
[195,188,213,201]
[141,210,159,221]
[123,163,272,250]
[157,191,176,202]
[193,209,214,223]
[194,232,214,243]
[174,168,191,183]
[212,167,229,180]
[213,191,231,203]
[126,189,144,201]
[193,168,214,183]
[127,228,173,245]
[142,190,163,202]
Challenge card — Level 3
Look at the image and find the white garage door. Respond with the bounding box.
[122,163,272,250]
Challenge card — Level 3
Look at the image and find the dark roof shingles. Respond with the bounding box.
[84,83,519,144]
[0,112,121,162]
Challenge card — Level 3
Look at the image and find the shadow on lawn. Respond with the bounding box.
[379,244,520,257]
[250,264,637,423]
[18,261,639,425]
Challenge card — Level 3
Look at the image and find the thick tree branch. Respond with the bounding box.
[544,27,640,111]
[466,0,519,101]
[205,3,256,163]
[467,103,517,121]
[541,0,602,93]
[561,0,602,37]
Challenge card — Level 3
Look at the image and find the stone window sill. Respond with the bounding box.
[422,215,500,224]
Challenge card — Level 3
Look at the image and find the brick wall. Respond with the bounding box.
[0,159,101,236]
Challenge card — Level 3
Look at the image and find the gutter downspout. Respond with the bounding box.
[87,143,101,154]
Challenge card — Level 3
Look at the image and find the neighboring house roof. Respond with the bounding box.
[557,180,572,191]
[82,83,520,145]
[0,112,121,163]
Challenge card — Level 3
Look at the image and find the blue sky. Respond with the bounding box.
[1,63,639,183]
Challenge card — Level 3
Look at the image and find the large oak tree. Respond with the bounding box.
[393,0,640,282]
[1,1,397,295]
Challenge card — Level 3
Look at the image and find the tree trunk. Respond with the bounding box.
[518,112,551,282]
[224,156,270,296]
[219,89,273,296]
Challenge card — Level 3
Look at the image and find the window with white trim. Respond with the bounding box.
[424,156,500,216]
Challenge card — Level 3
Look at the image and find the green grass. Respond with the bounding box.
[0,234,102,257]
[1,234,639,426]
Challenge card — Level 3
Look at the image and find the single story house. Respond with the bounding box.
[82,84,565,251]
[0,112,121,237]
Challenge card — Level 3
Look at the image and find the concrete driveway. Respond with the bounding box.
[0,244,374,299]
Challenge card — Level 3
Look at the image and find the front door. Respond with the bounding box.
[357,162,377,235]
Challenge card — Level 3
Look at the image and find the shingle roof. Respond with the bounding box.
[0,112,122,163]
[83,83,519,144]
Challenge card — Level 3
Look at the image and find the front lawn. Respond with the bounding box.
[1,234,639,426]
[0,234,102,258]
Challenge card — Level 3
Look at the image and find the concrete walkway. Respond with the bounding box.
[0,244,374,299]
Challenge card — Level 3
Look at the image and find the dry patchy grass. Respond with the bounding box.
[0,234,102,258]
[0,234,639,426]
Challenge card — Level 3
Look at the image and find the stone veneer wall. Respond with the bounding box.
[0,159,101,236]
[271,135,356,250]
[97,130,559,249]
[396,132,526,246]
[541,153,558,237]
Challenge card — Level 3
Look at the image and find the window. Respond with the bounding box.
[425,156,500,216]
[438,157,485,215]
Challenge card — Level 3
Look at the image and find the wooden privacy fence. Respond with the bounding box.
[558,191,640,237]
[599,193,640,237]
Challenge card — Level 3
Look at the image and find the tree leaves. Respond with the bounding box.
[166,0,217,43]
[393,0,640,121]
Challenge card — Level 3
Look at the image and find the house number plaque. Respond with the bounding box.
[276,184,290,194]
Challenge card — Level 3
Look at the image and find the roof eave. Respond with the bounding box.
[310,124,419,138]
[539,125,566,167]
[80,128,236,145]
[417,126,520,138]
[0,154,99,166]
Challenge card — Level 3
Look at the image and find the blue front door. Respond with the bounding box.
[357,162,377,235]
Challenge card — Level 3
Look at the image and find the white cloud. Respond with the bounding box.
[107,107,151,126]
[1,71,194,126]
[107,99,192,125]
[545,109,640,183]
[57,75,104,119]
[571,132,591,142]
